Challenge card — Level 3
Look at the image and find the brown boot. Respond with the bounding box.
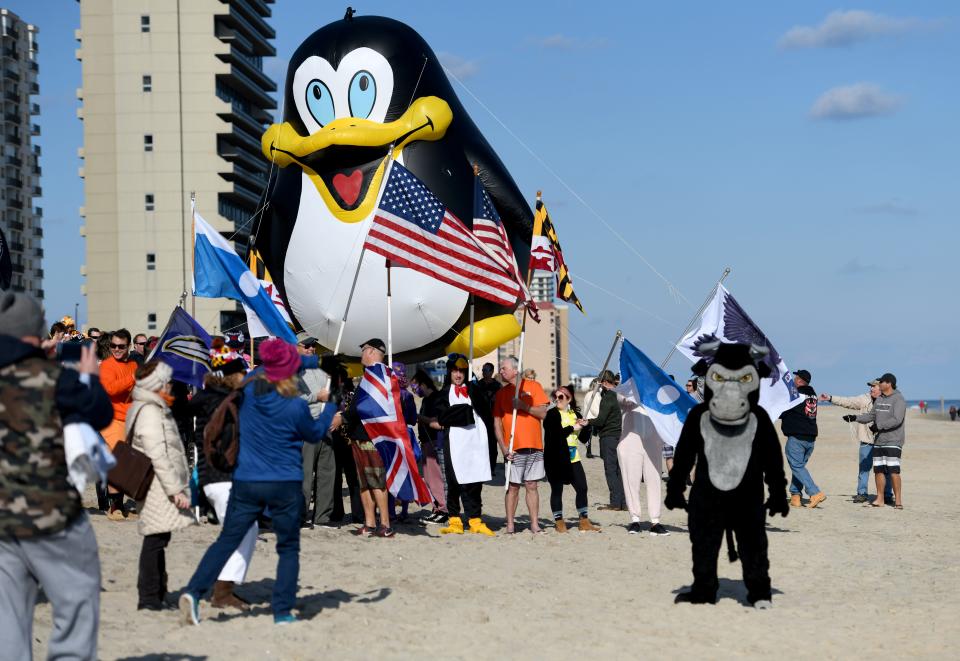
[554,519,568,533]
[210,580,250,611]
[805,492,827,509]
[578,516,601,532]
[789,494,802,508]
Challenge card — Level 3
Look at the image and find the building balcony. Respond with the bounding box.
[28,81,37,94]
[6,176,22,187]
[27,60,37,72]
[30,123,39,136]
[9,241,24,252]
[5,154,21,167]
[220,181,262,209]
[34,268,43,278]
[11,262,23,274]
[33,247,42,258]
[4,90,18,102]
[34,207,42,218]
[217,137,264,172]
[220,161,268,191]
[215,10,275,56]
[2,47,16,59]
[35,288,43,299]
[32,144,39,155]
[217,51,275,92]
[8,218,23,229]
[5,132,21,144]
[217,102,268,138]
[29,102,38,115]
[8,200,23,210]
[33,225,42,236]
[3,68,19,82]
[226,0,274,37]
[216,68,275,111]
[3,111,17,122]
[32,185,41,196]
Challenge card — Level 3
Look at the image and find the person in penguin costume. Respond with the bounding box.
[430,353,495,536]
[256,12,533,363]
[665,342,789,609]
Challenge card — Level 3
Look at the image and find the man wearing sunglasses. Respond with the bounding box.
[130,333,148,366]
[99,329,139,520]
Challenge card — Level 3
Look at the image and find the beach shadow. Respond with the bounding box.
[117,654,209,661]
[194,580,392,622]
[765,525,796,534]
[672,579,784,607]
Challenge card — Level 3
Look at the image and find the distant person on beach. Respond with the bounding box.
[820,379,893,504]
[476,362,502,471]
[543,385,600,532]
[780,370,826,509]
[919,400,926,415]
[856,373,906,509]
[588,370,626,511]
[950,405,957,422]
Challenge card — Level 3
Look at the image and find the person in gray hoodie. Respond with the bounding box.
[856,373,906,509]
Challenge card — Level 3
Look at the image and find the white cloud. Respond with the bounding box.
[779,10,940,49]
[438,52,479,80]
[531,34,609,50]
[809,83,902,120]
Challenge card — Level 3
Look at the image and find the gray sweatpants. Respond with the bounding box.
[302,439,337,524]
[0,514,101,661]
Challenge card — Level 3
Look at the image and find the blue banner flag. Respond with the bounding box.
[148,307,212,388]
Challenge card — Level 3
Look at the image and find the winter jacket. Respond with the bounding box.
[189,385,235,486]
[233,375,335,483]
[588,388,622,439]
[298,367,330,420]
[543,407,578,484]
[829,393,876,444]
[0,336,113,540]
[127,387,196,537]
[857,390,906,447]
[779,385,818,440]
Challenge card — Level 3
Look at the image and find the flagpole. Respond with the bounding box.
[332,150,396,356]
[386,259,393,366]
[583,329,623,417]
[504,190,540,492]
[660,267,731,369]
[189,192,196,315]
[467,294,475,377]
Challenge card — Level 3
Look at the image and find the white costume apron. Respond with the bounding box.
[448,387,493,484]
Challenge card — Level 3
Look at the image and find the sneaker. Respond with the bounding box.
[649,523,670,536]
[179,593,200,626]
[300,521,314,530]
[627,522,641,535]
[274,613,298,625]
[352,526,374,538]
[376,527,396,538]
[852,495,868,503]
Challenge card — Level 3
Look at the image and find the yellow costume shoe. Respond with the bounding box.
[468,518,495,537]
[440,516,464,535]
[445,314,522,358]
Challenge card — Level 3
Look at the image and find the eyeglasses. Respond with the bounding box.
[134,341,146,346]
[110,343,128,350]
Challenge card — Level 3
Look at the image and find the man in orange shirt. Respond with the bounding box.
[494,357,549,534]
[99,329,138,520]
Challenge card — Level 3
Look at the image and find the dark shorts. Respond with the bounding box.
[351,439,387,491]
[872,445,902,474]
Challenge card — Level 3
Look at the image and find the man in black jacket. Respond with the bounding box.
[0,292,113,660]
[588,370,625,511]
[779,369,825,509]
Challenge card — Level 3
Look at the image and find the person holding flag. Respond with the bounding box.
[432,354,495,537]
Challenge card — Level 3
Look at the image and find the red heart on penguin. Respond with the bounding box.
[331,170,363,206]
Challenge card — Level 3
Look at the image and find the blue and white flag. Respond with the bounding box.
[677,284,802,419]
[147,307,212,388]
[616,339,697,447]
[192,206,296,343]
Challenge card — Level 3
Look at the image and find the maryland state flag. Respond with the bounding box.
[248,246,292,325]
[530,199,584,313]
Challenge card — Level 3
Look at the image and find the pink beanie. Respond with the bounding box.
[259,338,300,381]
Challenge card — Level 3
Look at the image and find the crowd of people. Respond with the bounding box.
[0,290,913,649]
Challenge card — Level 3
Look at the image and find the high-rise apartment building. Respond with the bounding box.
[0,8,42,300]
[77,0,276,332]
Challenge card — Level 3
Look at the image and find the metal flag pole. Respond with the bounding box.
[503,190,541,492]
[660,267,731,369]
[331,148,396,355]
[386,259,393,366]
[583,329,623,418]
[467,294,475,377]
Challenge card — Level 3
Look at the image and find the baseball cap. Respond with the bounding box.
[878,372,897,388]
[599,369,617,384]
[359,338,386,353]
[794,369,812,384]
[296,332,320,348]
[867,378,880,387]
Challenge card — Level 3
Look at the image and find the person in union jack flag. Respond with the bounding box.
[432,354,496,536]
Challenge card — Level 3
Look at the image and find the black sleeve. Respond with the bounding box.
[667,405,704,499]
[56,370,114,431]
[756,408,787,500]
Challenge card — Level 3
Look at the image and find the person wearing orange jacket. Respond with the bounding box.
[99,328,138,520]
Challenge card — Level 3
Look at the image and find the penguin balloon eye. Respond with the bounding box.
[711,372,724,382]
[739,373,753,384]
[348,70,377,119]
[305,79,334,127]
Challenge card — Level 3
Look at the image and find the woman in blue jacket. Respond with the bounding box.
[180,339,336,626]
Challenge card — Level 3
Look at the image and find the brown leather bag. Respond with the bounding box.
[107,407,155,501]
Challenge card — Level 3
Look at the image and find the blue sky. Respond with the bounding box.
[18,1,959,398]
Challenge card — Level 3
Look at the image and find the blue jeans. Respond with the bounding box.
[186,480,302,617]
[785,437,820,496]
[858,443,893,499]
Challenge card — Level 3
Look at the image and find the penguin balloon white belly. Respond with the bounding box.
[285,171,467,354]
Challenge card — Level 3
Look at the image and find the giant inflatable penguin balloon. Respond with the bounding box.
[256,12,532,362]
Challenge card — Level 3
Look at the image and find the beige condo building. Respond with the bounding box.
[0,8,42,299]
[77,0,276,333]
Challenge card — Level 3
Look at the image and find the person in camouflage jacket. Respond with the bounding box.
[0,292,113,660]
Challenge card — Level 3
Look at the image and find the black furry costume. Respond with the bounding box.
[666,343,789,606]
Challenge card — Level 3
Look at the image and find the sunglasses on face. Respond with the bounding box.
[110,343,128,350]
[555,392,568,400]
[134,341,146,346]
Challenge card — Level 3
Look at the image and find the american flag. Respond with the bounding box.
[355,363,432,505]
[364,163,522,307]
[472,179,538,320]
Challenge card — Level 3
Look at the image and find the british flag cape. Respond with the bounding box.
[355,363,432,504]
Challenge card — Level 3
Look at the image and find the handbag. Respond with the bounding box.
[107,406,155,501]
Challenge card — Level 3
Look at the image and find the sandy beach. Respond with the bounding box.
[31,405,960,660]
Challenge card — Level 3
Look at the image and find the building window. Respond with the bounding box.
[145,194,155,211]
[144,134,153,152]
[140,15,150,33]
[142,75,152,92]
[146,253,156,271]
[147,313,157,330]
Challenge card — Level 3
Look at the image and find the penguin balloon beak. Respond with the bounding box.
[261,96,452,222]
[261,96,452,167]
